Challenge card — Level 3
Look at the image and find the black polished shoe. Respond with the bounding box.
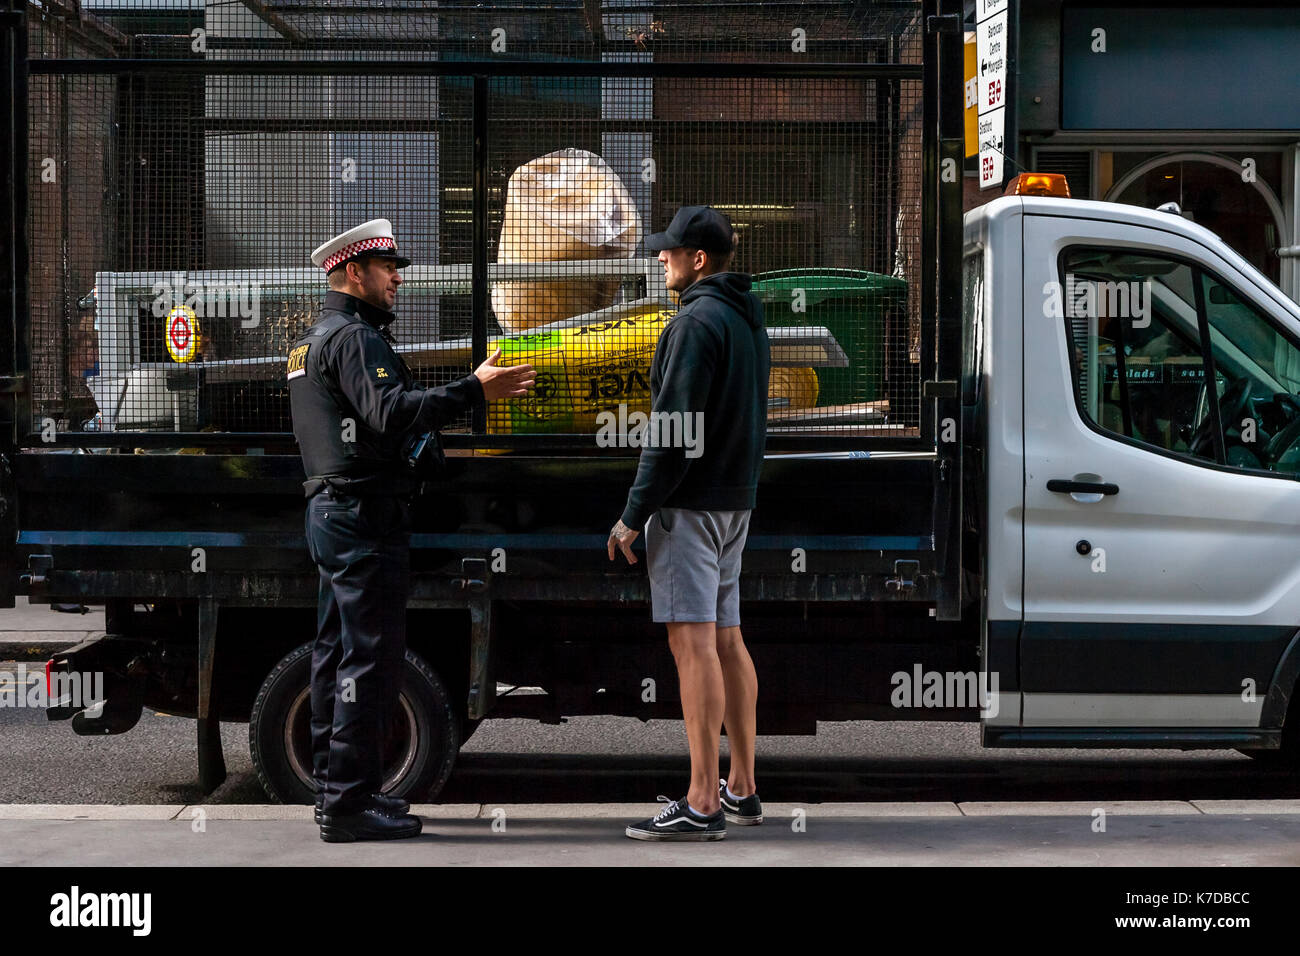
[319,807,423,843]
[371,792,411,816]
[315,792,411,824]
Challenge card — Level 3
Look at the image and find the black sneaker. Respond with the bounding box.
[719,779,763,825]
[625,796,726,841]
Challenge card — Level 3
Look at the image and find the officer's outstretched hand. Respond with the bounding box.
[473,348,536,401]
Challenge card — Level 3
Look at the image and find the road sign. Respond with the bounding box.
[976,13,1008,113]
[977,107,1005,188]
[976,3,1009,190]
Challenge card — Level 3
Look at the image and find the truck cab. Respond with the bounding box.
[969,194,1300,754]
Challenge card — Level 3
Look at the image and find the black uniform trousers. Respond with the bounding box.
[304,486,412,815]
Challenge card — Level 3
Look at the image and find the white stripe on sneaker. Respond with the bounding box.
[655,815,709,828]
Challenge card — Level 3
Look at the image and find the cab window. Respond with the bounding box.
[1200,272,1300,474]
[1062,247,1300,476]
[1062,248,1215,463]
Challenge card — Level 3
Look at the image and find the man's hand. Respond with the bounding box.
[473,348,536,401]
[607,519,640,564]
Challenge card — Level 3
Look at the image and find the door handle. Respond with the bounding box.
[1047,479,1119,496]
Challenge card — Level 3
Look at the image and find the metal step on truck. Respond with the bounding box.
[8,0,1300,804]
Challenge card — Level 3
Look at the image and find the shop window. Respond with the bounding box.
[1107,154,1283,284]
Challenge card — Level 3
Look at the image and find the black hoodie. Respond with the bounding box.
[620,271,770,529]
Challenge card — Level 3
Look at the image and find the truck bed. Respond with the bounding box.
[16,449,943,609]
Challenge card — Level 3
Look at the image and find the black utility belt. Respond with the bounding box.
[304,476,415,500]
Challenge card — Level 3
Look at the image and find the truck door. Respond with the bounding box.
[1020,212,1300,732]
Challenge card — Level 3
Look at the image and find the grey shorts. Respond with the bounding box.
[644,507,752,627]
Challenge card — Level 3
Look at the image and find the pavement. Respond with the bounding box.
[6,601,1300,867]
[0,597,102,660]
[4,801,1300,865]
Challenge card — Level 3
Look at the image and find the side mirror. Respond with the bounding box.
[1207,285,1237,306]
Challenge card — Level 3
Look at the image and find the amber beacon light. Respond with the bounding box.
[1003,173,1071,198]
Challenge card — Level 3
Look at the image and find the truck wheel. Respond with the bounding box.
[249,642,461,804]
[1238,690,1300,768]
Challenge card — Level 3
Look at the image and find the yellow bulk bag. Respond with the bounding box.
[485,304,818,436]
[487,307,668,434]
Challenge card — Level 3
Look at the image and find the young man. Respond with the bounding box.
[608,205,771,841]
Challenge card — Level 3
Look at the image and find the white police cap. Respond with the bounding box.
[311,218,411,274]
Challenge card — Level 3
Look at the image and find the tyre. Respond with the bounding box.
[249,642,461,804]
[1238,689,1300,768]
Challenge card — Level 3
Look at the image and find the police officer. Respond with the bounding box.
[290,219,534,842]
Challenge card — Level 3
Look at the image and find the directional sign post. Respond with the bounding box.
[976,0,1009,189]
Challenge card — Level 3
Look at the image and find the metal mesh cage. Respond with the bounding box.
[27,1,924,62]
[24,0,927,446]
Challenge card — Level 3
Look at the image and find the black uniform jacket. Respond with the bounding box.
[288,290,483,496]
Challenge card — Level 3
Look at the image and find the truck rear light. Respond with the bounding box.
[1004,173,1071,198]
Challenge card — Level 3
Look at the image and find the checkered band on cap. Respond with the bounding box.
[321,236,397,273]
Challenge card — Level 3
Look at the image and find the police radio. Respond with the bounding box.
[402,428,447,480]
